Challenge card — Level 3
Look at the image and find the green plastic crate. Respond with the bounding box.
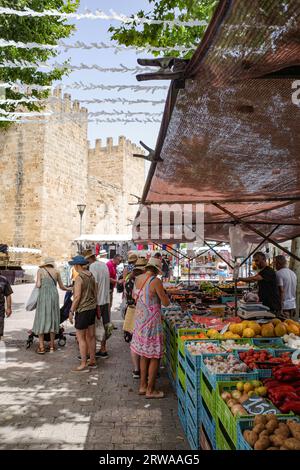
[200,371,216,420]
[177,328,207,358]
[216,381,249,445]
[216,419,236,450]
[177,360,186,391]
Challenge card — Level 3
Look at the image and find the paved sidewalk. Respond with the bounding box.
[0,284,189,450]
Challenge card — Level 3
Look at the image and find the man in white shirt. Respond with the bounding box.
[84,250,111,359]
[275,255,297,319]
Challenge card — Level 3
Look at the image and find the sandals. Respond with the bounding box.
[36,347,45,355]
[138,390,147,396]
[145,391,165,399]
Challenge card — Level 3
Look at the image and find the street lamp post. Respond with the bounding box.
[77,204,86,254]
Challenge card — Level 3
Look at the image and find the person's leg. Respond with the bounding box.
[86,324,96,366]
[139,356,150,394]
[50,332,55,350]
[75,329,88,370]
[0,315,4,341]
[146,358,164,398]
[98,304,109,355]
[38,334,45,352]
[131,350,140,372]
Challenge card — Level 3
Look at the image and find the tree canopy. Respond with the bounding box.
[0,0,79,129]
[109,0,218,58]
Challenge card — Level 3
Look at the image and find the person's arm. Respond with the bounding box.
[238,274,263,283]
[36,269,42,288]
[153,278,170,307]
[69,277,82,323]
[5,294,12,317]
[57,272,72,291]
[277,273,284,309]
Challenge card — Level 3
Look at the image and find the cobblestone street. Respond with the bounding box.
[0,284,188,450]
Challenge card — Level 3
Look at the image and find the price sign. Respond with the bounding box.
[243,397,279,415]
[220,324,229,334]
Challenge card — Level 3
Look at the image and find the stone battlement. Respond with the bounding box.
[50,87,88,115]
[89,136,144,156]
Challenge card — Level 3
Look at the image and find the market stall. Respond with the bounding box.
[132,0,300,451]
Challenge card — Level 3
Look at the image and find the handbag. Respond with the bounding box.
[25,286,40,311]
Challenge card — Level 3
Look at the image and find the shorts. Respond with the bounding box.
[0,315,4,337]
[99,304,110,325]
[279,309,297,320]
[75,309,96,330]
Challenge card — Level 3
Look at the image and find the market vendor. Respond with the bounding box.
[237,252,281,313]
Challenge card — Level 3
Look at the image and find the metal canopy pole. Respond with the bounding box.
[239,225,280,268]
[212,202,300,263]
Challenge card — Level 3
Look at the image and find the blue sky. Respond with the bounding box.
[55,0,168,149]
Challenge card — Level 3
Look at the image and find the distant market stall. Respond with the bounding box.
[133,0,300,451]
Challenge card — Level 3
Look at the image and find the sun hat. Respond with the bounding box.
[145,257,162,274]
[40,257,56,268]
[83,249,96,259]
[68,255,89,266]
[99,249,107,257]
[128,253,138,263]
[134,257,148,268]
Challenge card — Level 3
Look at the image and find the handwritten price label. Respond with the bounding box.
[243,397,279,415]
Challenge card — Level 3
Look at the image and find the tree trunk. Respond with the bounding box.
[290,238,300,318]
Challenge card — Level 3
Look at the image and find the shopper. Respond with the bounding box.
[123,257,147,378]
[275,255,297,319]
[238,252,281,313]
[83,250,111,359]
[162,255,170,281]
[122,252,138,283]
[154,252,162,260]
[0,275,13,340]
[33,257,70,354]
[131,257,170,399]
[68,255,97,372]
[107,254,122,310]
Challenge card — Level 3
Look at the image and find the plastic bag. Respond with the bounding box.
[25,286,39,311]
[229,226,251,258]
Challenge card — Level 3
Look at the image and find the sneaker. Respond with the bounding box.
[95,351,109,359]
[132,370,140,379]
[88,363,97,369]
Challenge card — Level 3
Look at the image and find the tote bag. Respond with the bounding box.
[25,286,40,311]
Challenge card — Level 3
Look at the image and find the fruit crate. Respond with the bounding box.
[216,419,236,450]
[177,359,186,391]
[237,416,300,451]
[185,359,201,405]
[252,338,284,349]
[187,421,199,450]
[186,392,201,432]
[201,371,217,420]
[216,381,252,445]
[200,353,259,388]
[219,338,254,351]
[200,398,216,449]
[178,393,187,434]
[185,340,221,371]
[219,296,235,304]
[200,424,214,450]
[177,327,207,358]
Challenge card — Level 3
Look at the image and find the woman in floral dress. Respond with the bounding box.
[131,258,170,399]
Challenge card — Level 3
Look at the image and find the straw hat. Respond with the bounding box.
[133,257,147,272]
[145,257,162,274]
[40,257,55,268]
[128,253,138,263]
[83,249,96,259]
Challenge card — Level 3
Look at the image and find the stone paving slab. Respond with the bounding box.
[0,284,189,450]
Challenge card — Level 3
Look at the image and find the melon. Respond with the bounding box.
[286,324,299,335]
[274,323,287,337]
[243,328,255,338]
[272,318,282,327]
[248,321,261,335]
[261,324,275,337]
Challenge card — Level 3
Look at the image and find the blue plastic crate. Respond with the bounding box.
[184,340,221,371]
[252,338,284,349]
[185,364,201,404]
[187,422,199,450]
[178,396,187,434]
[186,388,201,426]
[200,398,216,449]
[177,379,186,405]
[201,353,259,389]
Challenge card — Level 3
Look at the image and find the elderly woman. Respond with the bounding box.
[131,258,170,399]
[33,257,70,354]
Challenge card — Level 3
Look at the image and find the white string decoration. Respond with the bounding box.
[67,82,168,92]
[88,110,163,117]
[0,97,166,106]
[0,7,208,27]
[0,60,154,74]
[0,38,192,54]
[0,115,161,124]
[0,110,52,117]
[0,82,52,91]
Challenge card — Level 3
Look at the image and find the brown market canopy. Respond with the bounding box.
[134,0,300,249]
